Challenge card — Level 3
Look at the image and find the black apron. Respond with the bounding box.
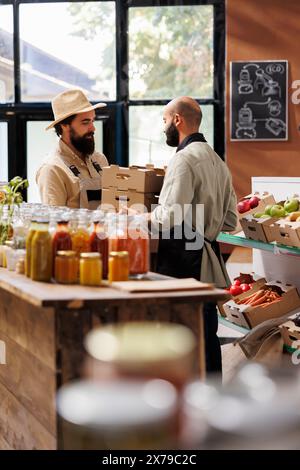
[156,228,221,282]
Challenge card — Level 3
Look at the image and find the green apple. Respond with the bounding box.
[284,198,299,213]
[253,212,265,218]
[270,205,286,218]
[264,205,273,215]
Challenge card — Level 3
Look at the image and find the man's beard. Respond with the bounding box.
[70,128,95,156]
[165,121,179,147]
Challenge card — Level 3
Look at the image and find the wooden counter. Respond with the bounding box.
[0,268,229,450]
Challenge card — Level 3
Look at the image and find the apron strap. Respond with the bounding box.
[91,161,102,174]
[68,164,81,177]
[205,237,222,266]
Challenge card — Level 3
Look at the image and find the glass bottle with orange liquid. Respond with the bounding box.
[52,211,72,262]
[71,212,90,256]
[108,215,149,276]
[127,215,149,276]
[89,211,109,279]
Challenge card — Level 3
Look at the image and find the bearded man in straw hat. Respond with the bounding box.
[36,88,108,209]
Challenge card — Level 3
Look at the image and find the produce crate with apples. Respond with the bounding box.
[218,273,266,317]
[267,198,300,247]
[236,191,276,220]
[223,281,300,329]
[240,197,300,244]
[279,317,300,351]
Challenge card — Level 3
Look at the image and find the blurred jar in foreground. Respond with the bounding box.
[56,379,178,450]
[55,250,78,284]
[181,364,300,450]
[108,251,129,282]
[80,252,102,286]
[84,322,196,389]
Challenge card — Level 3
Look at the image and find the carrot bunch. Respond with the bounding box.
[235,288,281,308]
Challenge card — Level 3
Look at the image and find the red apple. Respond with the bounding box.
[230,285,243,296]
[240,283,251,292]
[237,200,251,213]
[249,196,260,209]
[233,279,241,286]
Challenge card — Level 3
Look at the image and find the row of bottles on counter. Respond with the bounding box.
[0,204,149,284]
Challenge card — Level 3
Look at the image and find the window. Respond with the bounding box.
[129,105,214,167]
[0,1,224,197]
[19,2,116,102]
[129,5,213,100]
[0,4,14,103]
[128,2,222,167]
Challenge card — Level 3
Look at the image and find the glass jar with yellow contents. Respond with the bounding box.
[55,250,79,284]
[31,218,52,282]
[71,212,90,256]
[25,218,38,277]
[108,251,129,282]
[79,252,102,286]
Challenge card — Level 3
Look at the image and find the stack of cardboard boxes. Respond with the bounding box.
[101,164,165,212]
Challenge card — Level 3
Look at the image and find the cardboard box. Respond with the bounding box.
[102,164,165,193]
[101,187,159,212]
[223,281,300,329]
[237,191,276,220]
[218,275,266,317]
[270,220,300,248]
[280,320,300,349]
[240,215,276,243]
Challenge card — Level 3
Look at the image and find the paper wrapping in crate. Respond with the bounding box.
[279,320,300,349]
[223,281,300,329]
[237,191,276,220]
[102,164,165,193]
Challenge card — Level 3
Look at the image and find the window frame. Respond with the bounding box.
[0,0,225,198]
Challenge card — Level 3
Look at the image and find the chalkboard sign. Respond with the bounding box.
[230,61,288,141]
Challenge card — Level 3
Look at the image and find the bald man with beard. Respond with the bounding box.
[151,97,238,374]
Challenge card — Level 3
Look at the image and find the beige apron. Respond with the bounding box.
[78,174,102,210]
[67,162,102,210]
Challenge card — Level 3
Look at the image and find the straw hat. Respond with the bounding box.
[45,89,106,130]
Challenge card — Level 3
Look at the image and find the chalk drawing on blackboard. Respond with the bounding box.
[238,68,253,94]
[268,100,281,117]
[230,60,288,141]
[235,97,286,139]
